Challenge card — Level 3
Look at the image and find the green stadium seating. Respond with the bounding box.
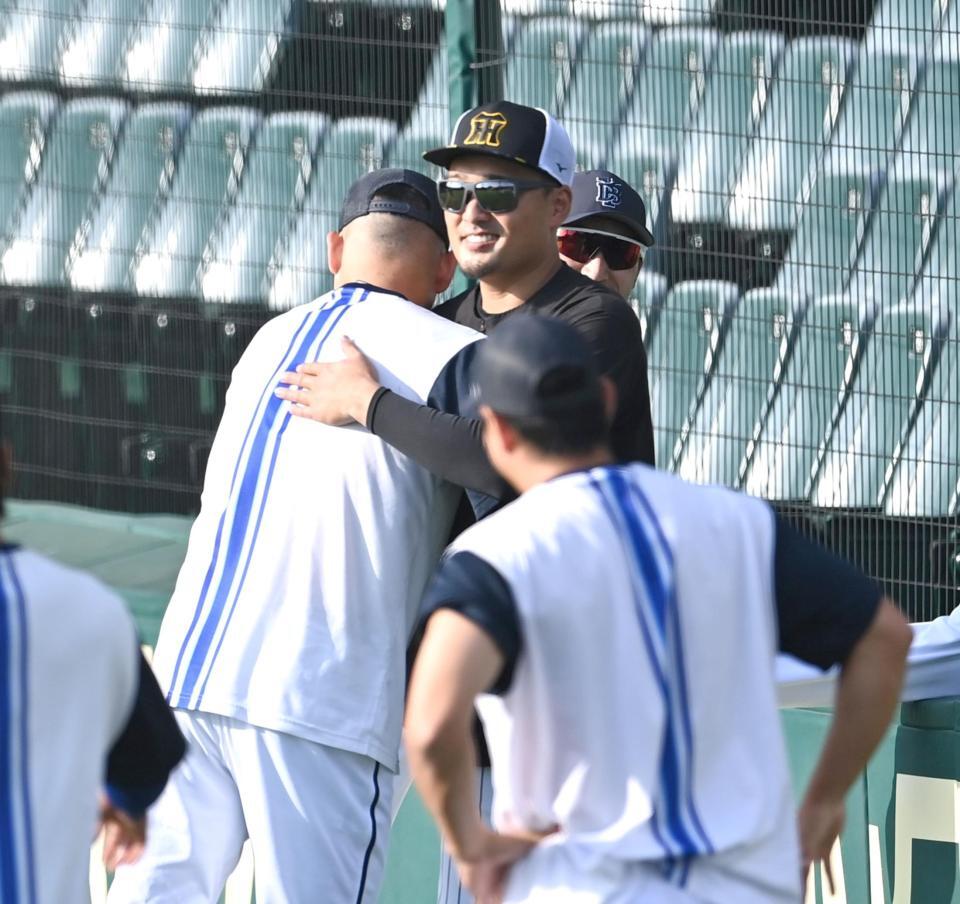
[69,102,192,294]
[727,36,856,232]
[899,51,960,174]
[0,96,129,287]
[200,111,327,304]
[676,287,804,486]
[0,91,58,240]
[132,106,261,298]
[640,0,719,26]
[503,17,585,116]
[645,279,739,467]
[192,0,294,95]
[742,294,878,501]
[671,30,785,225]
[613,26,719,160]
[122,0,222,93]
[845,166,949,306]
[58,0,144,87]
[385,130,446,176]
[775,165,877,299]
[268,117,397,311]
[0,0,79,82]
[401,45,449,139]
[560,21,649,166]
[628,270,667,346]
[912,180,959,310]
[868,0,949,49]
[809,298,950,508]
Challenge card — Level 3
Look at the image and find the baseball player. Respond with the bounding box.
[0,408,186,904]
[108,170,483,903]
[405,315,912,903]
[557,168,654,300]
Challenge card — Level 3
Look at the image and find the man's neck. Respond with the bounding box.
[478,258,563,315]
[510,448,615,494]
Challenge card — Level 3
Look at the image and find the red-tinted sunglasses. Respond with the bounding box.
[557,227,646,271]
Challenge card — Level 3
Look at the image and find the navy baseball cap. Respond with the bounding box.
[339,168,449,246]
[423,101,576,187]
[472,314,603,420]
[564,169,654,246]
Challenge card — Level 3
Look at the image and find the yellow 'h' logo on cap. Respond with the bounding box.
[464,111,508,148]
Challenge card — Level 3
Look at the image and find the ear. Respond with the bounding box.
[600,376,618,425]
[327,230,344,276]
[434,249,458,294]
[479,406,519,455]
[548,186,573,229]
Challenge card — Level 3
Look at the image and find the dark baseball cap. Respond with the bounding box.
[339,168,448,246]
[564,169,654,246]
[423,101,575,187]
[472,314,603,420]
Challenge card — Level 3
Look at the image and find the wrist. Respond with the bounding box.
[350,377,381,424]
[448,824,492,864]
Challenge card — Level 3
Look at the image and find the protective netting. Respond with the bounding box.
[0,0,956,618]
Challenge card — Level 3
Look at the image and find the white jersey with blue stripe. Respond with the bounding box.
[454,465,801,903]
[0,545,139,904]
[151,286,482,770]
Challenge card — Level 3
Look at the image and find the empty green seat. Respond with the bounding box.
[640,0,719,26]
[386,130,445,176]
[58,0,144,87]
[727,36,856,232]
[775,165,877,299]
[0,97,128,287]
[0,0,79,82]
[912,180,959,309]
[677,288,804,486]
[671,31,785,224]
[200,111,327,304]
[743,295,877,501]
[868,0,948,49]
[69,103,192,293]
[646,279,739,468]
[628,270,667,346]
[898,51,960,174]
[560,21,649,165]
[504,17,585,116]
[403,46,449,139]
[133,107,262,298]
[810,298,950,508]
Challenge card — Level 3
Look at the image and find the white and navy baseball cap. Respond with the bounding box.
[424,101,576,187]
[564,169,655,246]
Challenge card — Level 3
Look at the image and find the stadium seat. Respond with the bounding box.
[69,103,193,294]
[809,298,950,508]
[676,287,804,486]
[628,269,667,346]
[132,107,262,298]
[612,26,719,161]
[912,178,959,310]
[742,294,878,501]
[774,165,878,299]
[639,0,718,26]
[192,0,295,95]
[671,31,785,225]
[58,0,144,87]
[884,310,959,517]
[503,16,585,116]
[268,117,397,311]
[0,97,129,287]
[898,50,960,174]
[824,41,921,171]
[199,111,327,304]
[501,0,571,17]
[845,165,949,306]
[123,0,222,93]
[0,0,79,82]
[645,279,739,468]
[727,36,856,232]
[401,45,449,138]
[0,91,58,242]
[868,0,948,50]
[560,21,649,166]
[385,130,446,176]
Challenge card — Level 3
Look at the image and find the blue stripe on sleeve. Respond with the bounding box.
[0,567,18,902]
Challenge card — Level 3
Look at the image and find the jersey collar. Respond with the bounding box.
[341,281,408,301]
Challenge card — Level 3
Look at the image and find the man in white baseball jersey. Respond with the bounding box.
[405,315,912,903]
[108,169,482,904]
[0,410,186,904]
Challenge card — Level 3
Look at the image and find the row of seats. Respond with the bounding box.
[630,275,959,516]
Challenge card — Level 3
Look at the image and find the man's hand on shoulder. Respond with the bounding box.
[274,336,381,426]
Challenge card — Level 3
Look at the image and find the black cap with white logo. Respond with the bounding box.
[564,169,654,246]
[424,101,576,187]
[339,168,449,246]
[472,314,603,420]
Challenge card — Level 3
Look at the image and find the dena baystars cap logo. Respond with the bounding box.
[464,111,508,149]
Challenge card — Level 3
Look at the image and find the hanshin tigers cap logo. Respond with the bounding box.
[424,100,575,187]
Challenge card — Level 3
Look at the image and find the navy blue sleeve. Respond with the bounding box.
[105,651,187,816]
[774,515,884,670]
[419,551,522,695]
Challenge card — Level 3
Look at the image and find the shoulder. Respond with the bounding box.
[540,268,640,331]
[433,289,475,324]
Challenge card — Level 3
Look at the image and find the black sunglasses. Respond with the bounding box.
[437,178,555,214]
[557,227,646,271]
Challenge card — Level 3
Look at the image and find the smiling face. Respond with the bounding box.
[442,155,571,291]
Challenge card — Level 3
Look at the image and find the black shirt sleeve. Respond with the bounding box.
[773,516,884,670]
[419,550,522,695]
[105,650,187,815]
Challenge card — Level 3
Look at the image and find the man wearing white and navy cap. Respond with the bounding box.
[406,314,911,904]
